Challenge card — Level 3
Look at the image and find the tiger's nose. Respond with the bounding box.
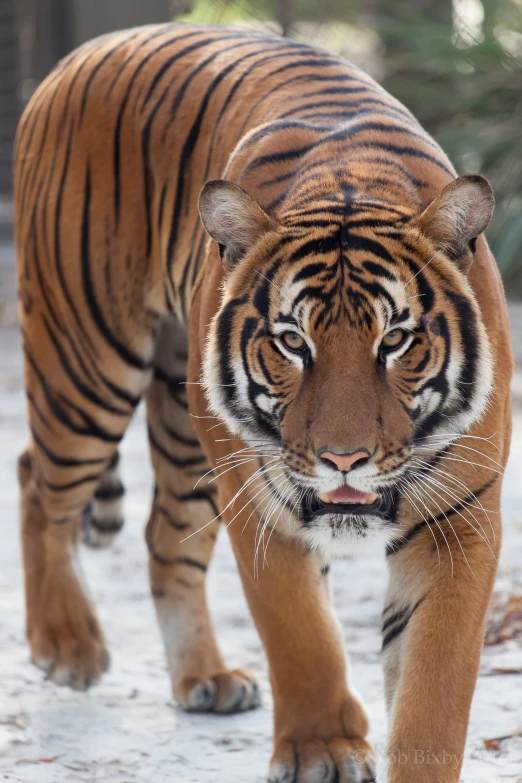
[319,450,371,472]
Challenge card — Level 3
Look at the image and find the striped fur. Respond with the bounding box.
[82,450,124,547]
[15,24,512,783]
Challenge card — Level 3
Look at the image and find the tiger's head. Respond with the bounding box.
[198,173,495,554]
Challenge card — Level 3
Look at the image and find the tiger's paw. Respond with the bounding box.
[177,668,261,714]
[29,574,110,690]
[269,737,376,783]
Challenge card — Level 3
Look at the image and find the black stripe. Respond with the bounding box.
[89,517,124,534]
[162,420,201,448]
[175,556,207,571]
[344,232,395,263]
[443,290,479,413]
[382,607,408,634]
[79,33,143,120]
[54,122,98,356]
[30,213,127,412]
[31,427,107,468]
[141,33,248,258]
[246,141,314,175]
[146,535,207,571]
[45,472,101,493]
[382,597,425,650]
[138,31,230,110]
[42,314,129,416]
[292,261,330,282]
[382,617,410,650]
[94,482,124,501]
[24,343,122,443]
[157,505,191,531]
[317,118,442,154]
[237,70,357,137]
[108,451,120,469]
[81,166,150,370]
[362,260,397,280]
[105,26,175,98]
[167,488,216,504]
[148,427,207,469]
[216,297,246,411]
[26,390,52,430]
[165,38,262,268]
[201,44,300,183]
[112,29,207,223]
[348,141,453,175]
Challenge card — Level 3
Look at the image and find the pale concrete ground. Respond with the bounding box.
[0,240,521,782]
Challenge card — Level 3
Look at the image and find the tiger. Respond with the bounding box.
[14,22,512,783]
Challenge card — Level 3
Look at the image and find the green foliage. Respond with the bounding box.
[176,0,360,29]
[376,0,522,293]
[175,0,266,25]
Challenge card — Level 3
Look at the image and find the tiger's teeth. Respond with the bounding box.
[318,491,379,505]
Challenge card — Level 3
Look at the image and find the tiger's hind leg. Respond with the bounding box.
[82,450,125,548]
[146,317,260,714]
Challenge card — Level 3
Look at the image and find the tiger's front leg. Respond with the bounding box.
[380,481,501,783]
[217,472,376,783]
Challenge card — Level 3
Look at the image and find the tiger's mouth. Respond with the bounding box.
[306,485,389,518]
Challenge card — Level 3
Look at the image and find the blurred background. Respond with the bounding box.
[0,5,521,781]
[0,0,521,289]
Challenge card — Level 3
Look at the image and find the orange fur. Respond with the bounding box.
[14,24,512,782]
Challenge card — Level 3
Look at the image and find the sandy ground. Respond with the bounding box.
[0,239,521,782]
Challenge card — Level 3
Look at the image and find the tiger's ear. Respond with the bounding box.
[199,179,276,271]
[417,174,494,273]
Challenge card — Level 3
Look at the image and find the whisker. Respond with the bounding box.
[255,269,292,303]
[410,466,496,558]
[254,474,285,559]
[413,447,502,476]
[411,458,497,516]
[241,479,283,535]
[399,481,441,568]
[183,381,235,387]
[224,468,289,548]
[409,472,478,580]
[213,436,273,443]
[206,418,253,432]
[405,251,438,285]
[215,445,277,463]
[401,475,455,576]
[416,432,502,456]
[192,454,271,490]
[209,455,281,485]
[183,460,283,540]
[255,476,293,576]
[261,479,293,570]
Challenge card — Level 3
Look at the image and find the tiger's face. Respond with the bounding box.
[199,175,495,554]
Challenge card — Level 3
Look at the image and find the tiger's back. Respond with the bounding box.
[16,22,459,329]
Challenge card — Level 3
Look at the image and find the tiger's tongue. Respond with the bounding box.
[326,486,372,504]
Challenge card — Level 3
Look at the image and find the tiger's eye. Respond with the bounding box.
[381,329,406,349]
[281,331,306,352]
